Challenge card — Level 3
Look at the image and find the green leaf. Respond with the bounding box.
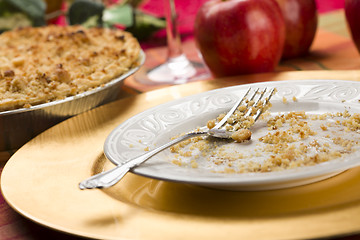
[102,3,165,40]
[68,0,104,26]
[81,15,100,28]
[3,0,45,26]
[135,9,166,28]
[127,9,166,41]
[103,3,133,27]
[0,1,17,16]
[0,12,32,31]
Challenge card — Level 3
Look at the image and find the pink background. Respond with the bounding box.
[137,0,345,48]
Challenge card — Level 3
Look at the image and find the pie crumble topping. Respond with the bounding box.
[0,25,141,111]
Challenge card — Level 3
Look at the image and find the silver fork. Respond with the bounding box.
[79,87,275,190]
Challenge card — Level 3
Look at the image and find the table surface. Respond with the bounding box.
[2,2,360,240]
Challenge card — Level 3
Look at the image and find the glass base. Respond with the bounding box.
[135,54,210,85]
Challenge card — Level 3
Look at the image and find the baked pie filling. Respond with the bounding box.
[0,25,141,111]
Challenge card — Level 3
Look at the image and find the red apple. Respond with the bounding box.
[194,0,285,77]
[345,0,360,54]
[275,0,318,59]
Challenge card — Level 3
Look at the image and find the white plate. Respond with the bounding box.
[104,80,360,190]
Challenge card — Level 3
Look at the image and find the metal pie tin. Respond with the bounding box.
[1,50,145,152]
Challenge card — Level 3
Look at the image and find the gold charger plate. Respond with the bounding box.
[3,71,360,240]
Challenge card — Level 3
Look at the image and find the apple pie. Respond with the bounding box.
[0,25,141,111]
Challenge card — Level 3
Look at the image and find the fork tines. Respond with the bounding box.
[214,87,275,130]
[243,87,276,121]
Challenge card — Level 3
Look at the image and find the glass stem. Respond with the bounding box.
[164,0,183,59]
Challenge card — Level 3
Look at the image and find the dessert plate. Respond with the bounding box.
[104,80,360,190]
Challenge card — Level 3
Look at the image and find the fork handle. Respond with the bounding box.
[79,131,207,189]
